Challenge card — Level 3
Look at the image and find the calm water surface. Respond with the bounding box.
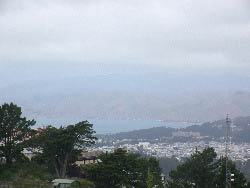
[35,117,195,134]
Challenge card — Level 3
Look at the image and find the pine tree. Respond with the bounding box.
[0,103,35,165]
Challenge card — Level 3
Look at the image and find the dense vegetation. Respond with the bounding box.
[0,103,97,187]
[30,122,96,178]
[84,148,163,188]
[0,103,36,165]
[167,147,250,188]
[1,103,250,188]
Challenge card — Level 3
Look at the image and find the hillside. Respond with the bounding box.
[1,73,250,123]
[98,116,250,143]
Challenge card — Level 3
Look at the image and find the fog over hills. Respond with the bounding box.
[1,0,250,126]
[1,71,250,123]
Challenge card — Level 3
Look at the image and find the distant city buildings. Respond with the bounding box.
[90,140,250,162]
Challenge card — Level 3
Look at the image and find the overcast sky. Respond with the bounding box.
[0,0,250,79]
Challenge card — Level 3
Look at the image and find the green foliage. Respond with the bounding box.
[30,121,96,178]
[0,164,17,180]
[0,161,53,181]
[85,149,163,188]
[0,161,53,188]
[12,179,51,188]
[70,179,95,188]
[214,157,248,188]
[148,157,163,187]
[0,103,35,164]
[167,147,249,188]
[159,157,180,176]
[78,179,95,188]
[146,169,154,188]
[71,181,80,188]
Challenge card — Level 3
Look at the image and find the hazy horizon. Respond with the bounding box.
[1,0,250,128]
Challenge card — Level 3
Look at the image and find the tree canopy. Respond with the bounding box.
[85,148,163,188]
[31,121,96,178]
[167,147,249,188]
[0,103,35,165]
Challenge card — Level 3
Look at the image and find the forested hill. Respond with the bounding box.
[102,127,175,140]
[98,116,250,143]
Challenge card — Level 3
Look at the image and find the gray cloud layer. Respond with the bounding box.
[0,0,250,75]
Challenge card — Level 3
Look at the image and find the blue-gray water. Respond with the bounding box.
[35,117,195,134]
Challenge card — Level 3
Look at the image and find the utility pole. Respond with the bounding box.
[225,114,233,188]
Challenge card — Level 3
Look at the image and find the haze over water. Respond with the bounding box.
[1,0,250,129]
[35,117,192,134]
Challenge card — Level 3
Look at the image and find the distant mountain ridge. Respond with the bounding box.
[1,72,250,122]
[15,91,250,123]
[98,116,250,143]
